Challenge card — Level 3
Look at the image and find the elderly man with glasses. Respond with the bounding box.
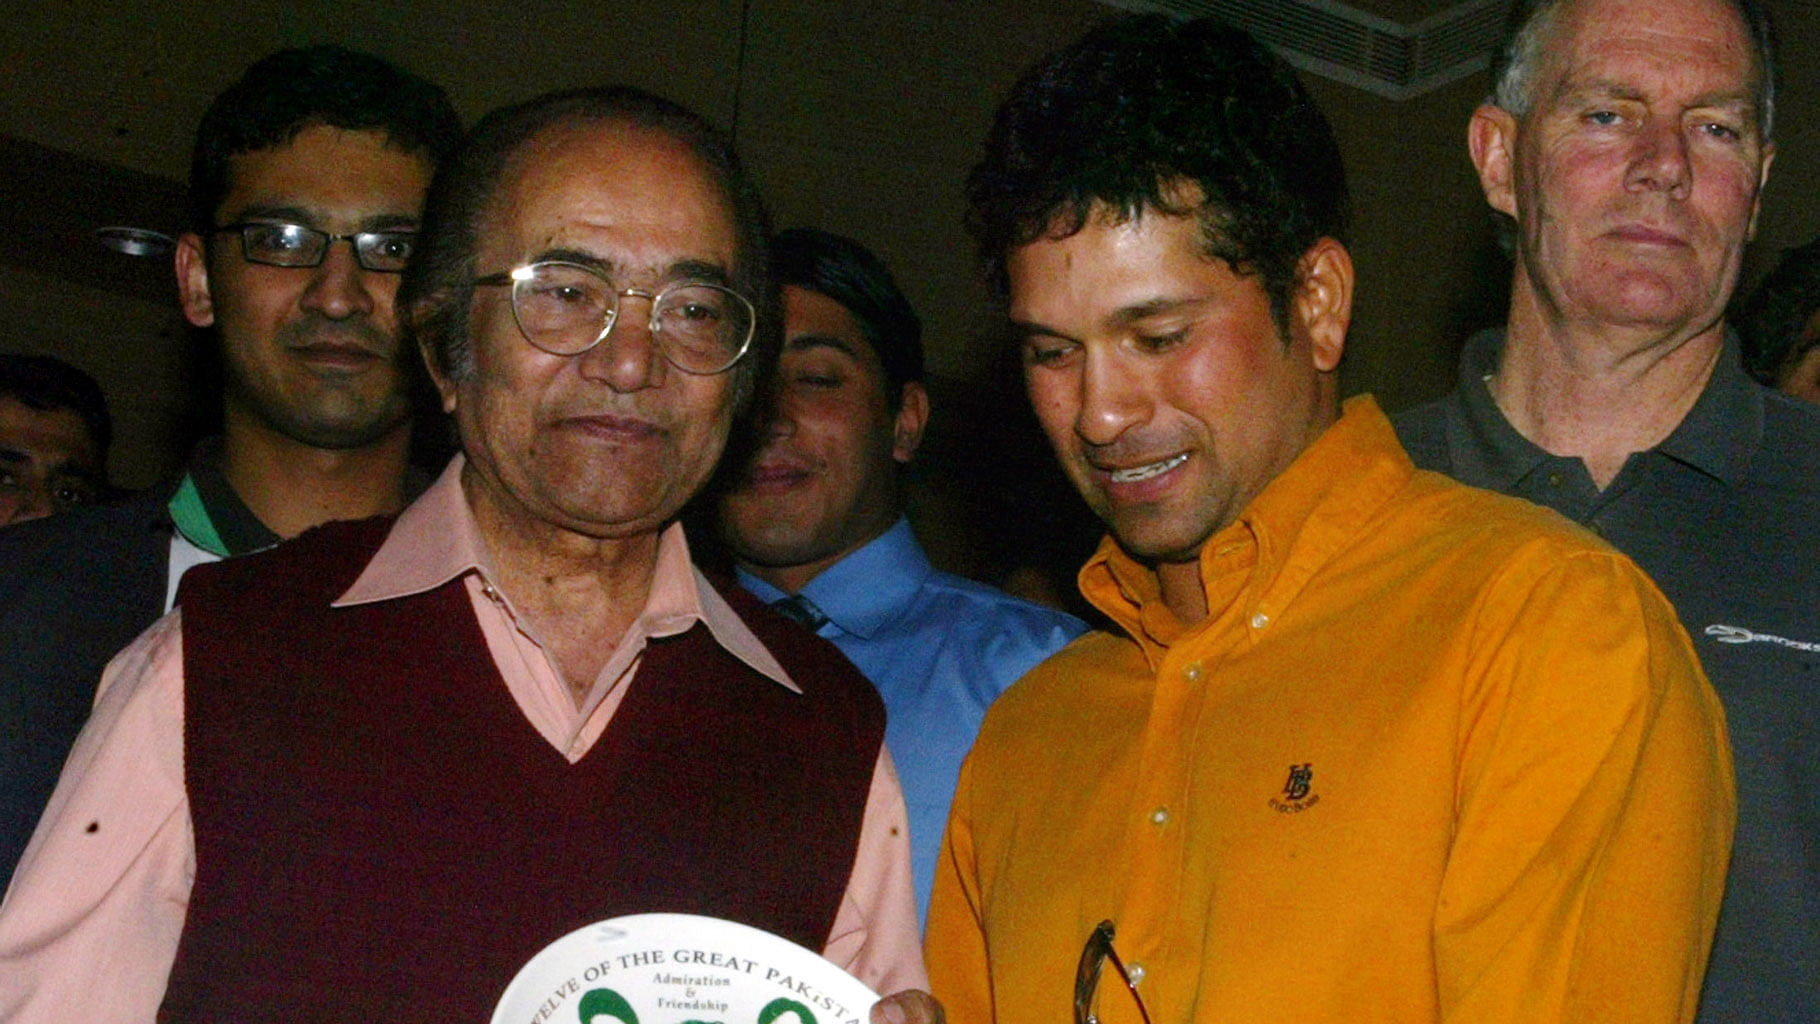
[0,87,929,1023]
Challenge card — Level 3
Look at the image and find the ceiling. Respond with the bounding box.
[1107,0,1509,99]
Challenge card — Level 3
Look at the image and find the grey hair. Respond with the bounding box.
[1491,0,1777,140]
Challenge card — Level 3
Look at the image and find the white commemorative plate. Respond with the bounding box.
[491,912,879,1024]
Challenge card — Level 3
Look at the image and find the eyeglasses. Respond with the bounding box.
[214,222,417,272]
[472,260,755,376]
[1076,921,1152,1024]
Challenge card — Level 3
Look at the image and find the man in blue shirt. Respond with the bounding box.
[718,228,1086,923]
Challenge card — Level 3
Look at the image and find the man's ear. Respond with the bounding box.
[420,342,460,415]
[892,381,930,464]
[1469,103,1520,219]
[1748,141,1776,240]
[1293,237,1352,374]
[411,296,461,415]
[174,233,215,328]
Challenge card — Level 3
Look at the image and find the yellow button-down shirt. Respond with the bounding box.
[925,398,1732,1024]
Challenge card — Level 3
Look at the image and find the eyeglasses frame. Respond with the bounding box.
[471,259,756,376]
[1075,920,1153,1024]
[212,221,418,273]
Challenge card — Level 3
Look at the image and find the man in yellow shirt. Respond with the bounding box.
[923,15,1734,1024]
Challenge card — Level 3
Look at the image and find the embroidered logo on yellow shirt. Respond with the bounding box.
[1270,763,1319,813]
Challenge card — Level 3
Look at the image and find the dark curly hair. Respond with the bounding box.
[966,14,1349,334]
[187,45,462,233]
[400,86,775,412]
[772,227,922,405]
[1733,237,1820,389]
[0,354,111,457]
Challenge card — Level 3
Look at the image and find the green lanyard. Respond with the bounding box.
[167,474,231,558]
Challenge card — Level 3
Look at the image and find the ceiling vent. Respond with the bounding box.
[1104,0,1508,100]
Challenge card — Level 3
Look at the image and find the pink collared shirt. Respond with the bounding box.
[0,458,926,1021]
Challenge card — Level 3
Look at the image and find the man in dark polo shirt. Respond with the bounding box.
[0,46,460,884]
[0,87,929,1021]
[1395,0,1820,1017]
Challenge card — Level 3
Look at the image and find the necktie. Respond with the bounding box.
[771,593,830,631]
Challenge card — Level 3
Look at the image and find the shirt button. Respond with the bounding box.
[1547,472,1565,488]
[1126,962,1147,986]
[1250,612,1269,629]
[1183,661,1204,683]
[1150,807,1169,825]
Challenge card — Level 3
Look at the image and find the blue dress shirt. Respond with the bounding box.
[739,518,1088,924]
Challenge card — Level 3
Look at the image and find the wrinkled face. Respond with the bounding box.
[719,285,916,580]
[179,124,432,450]
[0,396,103,525]
[1010,204,1342,566]
[1490,0,1772,342]
[440,121,742,541]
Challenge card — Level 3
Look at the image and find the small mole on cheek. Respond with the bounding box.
[86,821,99,833]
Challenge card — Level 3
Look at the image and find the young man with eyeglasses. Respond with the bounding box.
[925,16,1732,1024]
[0,46,459,884]
[0,85,933,1023]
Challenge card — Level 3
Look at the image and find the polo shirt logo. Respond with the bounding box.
[1270,763,1319,813]
[1705,624,1820,655]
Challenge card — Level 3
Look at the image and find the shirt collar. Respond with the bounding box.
[1654,331,1763,485]
[735,517,930,641]
[1080,396,1413,665]
[176,436,282,556]
[335,454,799,693]
[1441,329,1552,492]
[1446,327,1763,488]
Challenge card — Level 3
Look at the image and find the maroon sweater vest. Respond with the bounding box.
[159,517,884,1023]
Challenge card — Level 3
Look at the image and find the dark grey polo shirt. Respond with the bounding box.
[1397,328,1820,1023]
